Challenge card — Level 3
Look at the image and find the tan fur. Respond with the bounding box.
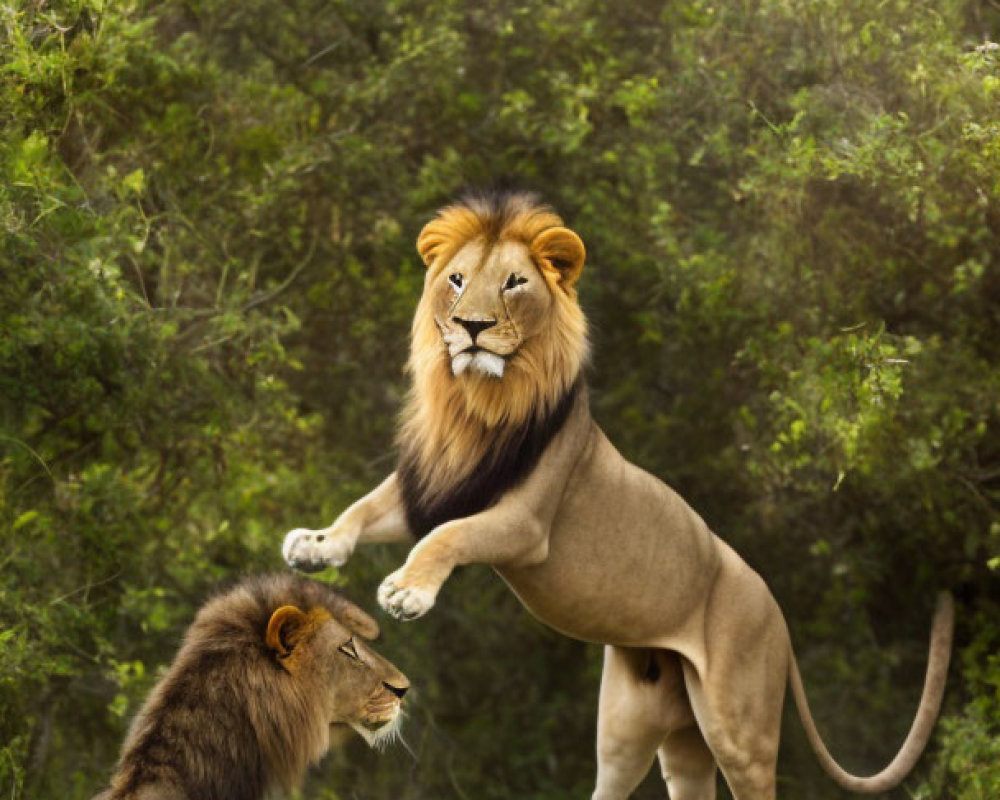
[93,574,409,800]
[284,193,954,800]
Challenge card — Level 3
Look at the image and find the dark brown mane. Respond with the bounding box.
[454,187,548,244]
[97,574,353,800]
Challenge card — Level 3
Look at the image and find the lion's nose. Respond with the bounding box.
[453,317,496,342]
[384,681,408,699]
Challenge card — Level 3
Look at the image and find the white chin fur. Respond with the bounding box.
[451,351,505,379]
[349,715,401,752]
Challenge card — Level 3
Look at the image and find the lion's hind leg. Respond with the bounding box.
[592,646,712,800]
[658,725,718,800]
[680,563,789,800]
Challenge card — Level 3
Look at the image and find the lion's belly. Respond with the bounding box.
[496,432,722,649]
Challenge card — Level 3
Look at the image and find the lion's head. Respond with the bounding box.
[263,591,409,751]
[399,190,589,504]
[99,574,409,800]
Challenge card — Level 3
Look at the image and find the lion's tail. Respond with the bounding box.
[788,591,954,793]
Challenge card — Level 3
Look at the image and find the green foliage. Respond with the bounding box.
[916,611,1000,800]
[2,0,998,798]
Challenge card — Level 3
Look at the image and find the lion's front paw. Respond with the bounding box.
[377,569,437,621]
[282,527,355,572]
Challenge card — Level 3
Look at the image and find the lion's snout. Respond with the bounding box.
[453,315,497,342]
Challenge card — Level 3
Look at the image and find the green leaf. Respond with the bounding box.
[12,511,39,531]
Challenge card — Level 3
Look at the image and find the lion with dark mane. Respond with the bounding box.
[283,190,953,800]
[93,573,408,800]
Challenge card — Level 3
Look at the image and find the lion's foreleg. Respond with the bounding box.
[377,508,547,621]
[284,472,412,572]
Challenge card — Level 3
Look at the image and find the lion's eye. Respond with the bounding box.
[448,273,464,290]
[503,273,528,291]
[339,640,359,659]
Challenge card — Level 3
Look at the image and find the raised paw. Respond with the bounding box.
[377,571,437,621]
[282,527,355,572]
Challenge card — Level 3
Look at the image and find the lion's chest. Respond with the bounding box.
[397,385,579,538]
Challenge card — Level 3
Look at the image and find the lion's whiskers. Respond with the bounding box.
[349,712,403,752]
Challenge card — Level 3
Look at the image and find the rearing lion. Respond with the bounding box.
[283,190,954,800]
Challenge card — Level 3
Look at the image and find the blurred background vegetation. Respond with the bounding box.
[2,0,999,798]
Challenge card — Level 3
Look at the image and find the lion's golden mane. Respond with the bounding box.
[399,191,589,504]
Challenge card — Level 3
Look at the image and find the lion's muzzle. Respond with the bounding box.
[453,316,497,341]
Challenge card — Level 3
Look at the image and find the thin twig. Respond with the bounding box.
[302,39,344,67]
[7,748,17,800]
[0,436,54,483]
[49,569,122,606]
[242,236,318,312]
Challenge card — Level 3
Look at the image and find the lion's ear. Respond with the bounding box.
[329,596,380,641]
[416,207,481,268]
[416,219,450,268]
[266,605,309,659]
[532,227,586,289]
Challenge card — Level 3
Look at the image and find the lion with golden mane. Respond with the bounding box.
[93,573,408,800]
[283,190,953,800]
